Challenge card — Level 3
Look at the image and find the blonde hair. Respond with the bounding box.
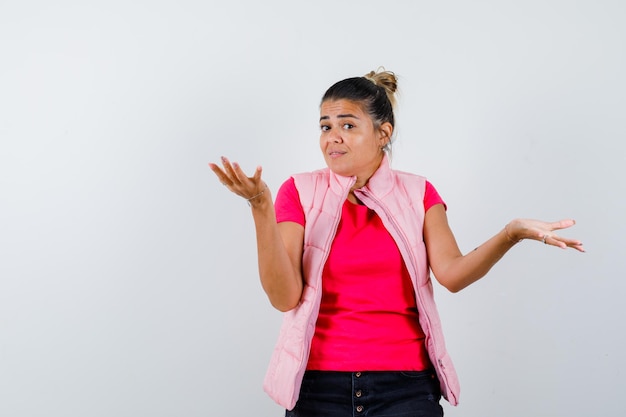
[363,68,398,110]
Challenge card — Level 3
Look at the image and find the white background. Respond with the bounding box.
[1,1,624,416]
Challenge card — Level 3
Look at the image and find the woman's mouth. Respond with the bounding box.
[328,150,346,159]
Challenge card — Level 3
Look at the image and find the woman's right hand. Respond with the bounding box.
[209,156,267,205]
[209,156,304,311]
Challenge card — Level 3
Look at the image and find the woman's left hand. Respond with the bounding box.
[506,218,585,252]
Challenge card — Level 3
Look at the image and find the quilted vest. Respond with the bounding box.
[263,156,460,409]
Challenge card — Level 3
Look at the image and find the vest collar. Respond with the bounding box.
[328,153,394,198]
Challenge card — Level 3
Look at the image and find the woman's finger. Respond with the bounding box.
[231,161,247,181]
[557,236,585,252]
[232,161,263,190]
[220,157,241,184]
[549,219,576,232]
[209,160,242,190]
[208,162,230,185]
[542,233,585,252]
[253,165,263,182]
[543,234,566,249]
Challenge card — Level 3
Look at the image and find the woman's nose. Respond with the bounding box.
[328,130,343,143]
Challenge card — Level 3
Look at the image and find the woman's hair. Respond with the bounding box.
[321,68,398,129]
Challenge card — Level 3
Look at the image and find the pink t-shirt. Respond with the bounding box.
[275,177,445,371]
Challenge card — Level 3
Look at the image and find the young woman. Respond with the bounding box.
[209,69,584,417]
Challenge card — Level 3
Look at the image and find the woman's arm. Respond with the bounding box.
[209,157,304,311]
[423,204,584,293]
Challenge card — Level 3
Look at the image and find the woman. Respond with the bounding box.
[209,69,584,417]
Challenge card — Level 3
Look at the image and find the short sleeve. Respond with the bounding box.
[275,177,305,226]
[424,181,447,212]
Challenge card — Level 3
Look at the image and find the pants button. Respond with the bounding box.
[356,405,364,413]
[355,390,362,398]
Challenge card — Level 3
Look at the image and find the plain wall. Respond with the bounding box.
[1,1,624,416]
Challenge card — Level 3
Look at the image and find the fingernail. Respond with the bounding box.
[221,156,227,163]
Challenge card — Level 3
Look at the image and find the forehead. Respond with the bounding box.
[320,99,368,118]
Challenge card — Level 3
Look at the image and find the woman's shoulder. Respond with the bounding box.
[389,169,443,205]
[390,167,428,182]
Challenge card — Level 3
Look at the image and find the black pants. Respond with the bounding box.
[285,370,444,417]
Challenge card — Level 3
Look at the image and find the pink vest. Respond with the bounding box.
[263,156,460,409]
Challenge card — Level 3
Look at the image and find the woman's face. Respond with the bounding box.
[319,99,391,188]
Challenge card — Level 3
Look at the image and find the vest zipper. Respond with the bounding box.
[355,188,450,387]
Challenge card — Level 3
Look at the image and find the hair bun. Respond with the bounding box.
[364,68,398,107]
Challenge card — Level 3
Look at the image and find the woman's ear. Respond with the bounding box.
[379,122,393,147]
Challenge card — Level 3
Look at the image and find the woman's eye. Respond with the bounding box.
[320,125,330,132]
[343,123,354,129]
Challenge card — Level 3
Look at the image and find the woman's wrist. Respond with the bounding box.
[247,186,271,209]
[504,222,521,244]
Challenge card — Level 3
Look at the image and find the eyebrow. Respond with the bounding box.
[319,113,360,121]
